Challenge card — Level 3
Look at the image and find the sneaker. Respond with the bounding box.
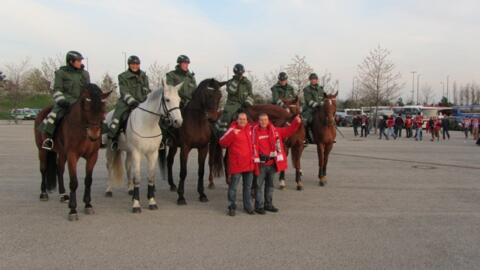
[228,208,235,216]
[279,180,286,189]
[41,138,54,151]
[254,208,266,215]
[265,205,279,213]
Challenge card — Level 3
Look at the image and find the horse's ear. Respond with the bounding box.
[101,91,113,101]
[173,81,184,92]
[333,91,338,97]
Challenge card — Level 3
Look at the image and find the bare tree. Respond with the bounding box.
[99,73,118,108]
[23,68,50,94]
[41,55,63,90]
[246,72,267,103]
[4,58,31,110]
[356,45,403,131]
[421,83,435,105]
[286,55,313,95]
[148,61,170,90]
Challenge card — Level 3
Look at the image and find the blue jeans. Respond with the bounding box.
[416,128,423,141]
[228,172,253,210]
[255,165,276,209]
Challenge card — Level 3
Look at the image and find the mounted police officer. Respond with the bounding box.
[107,55,151,150]
[39,50,90,150]
[302,73,325,143]
[166,55,197,108]
[271,72,296,107]
[215,64,254,135]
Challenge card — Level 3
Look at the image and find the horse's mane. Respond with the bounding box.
[85,83,103,114]
[187,78,220,111]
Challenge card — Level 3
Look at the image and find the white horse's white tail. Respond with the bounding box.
[106,147,124,187]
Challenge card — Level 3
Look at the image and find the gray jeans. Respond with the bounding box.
[255,165,276,209]
[228,172,253,210]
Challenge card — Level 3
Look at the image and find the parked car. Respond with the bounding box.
[10,108,38,120]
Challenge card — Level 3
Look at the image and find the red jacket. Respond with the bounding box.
[386,118,395,128]
[415,115,423,127]
[251,118,301,175]
[219,122,255,175]
[405,117,413,128]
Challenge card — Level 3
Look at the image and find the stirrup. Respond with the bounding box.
[41,138,54,151]
[159,141,166,150]
[110,141,118,151]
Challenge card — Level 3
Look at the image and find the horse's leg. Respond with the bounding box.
[67,152,80,221]
[177,146,191,205]
[131,150,142,213]
[126,151,134,195]
[105,148,113,197]
[322,143,334,184]
[39,150,49,201]
[292,143,304,190]
[167,146,178,191]
[146,150,159,210]
[57,153,69,202]
[197,146,209,202]
[83,153,98,215]
[316,143,326,186]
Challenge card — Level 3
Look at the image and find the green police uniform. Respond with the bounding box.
[166,65,197,108]
[271,83,296,106]
[107,69,151,140]
[215,75,254,133]
[40,65,90,136]
[302,83,325,124]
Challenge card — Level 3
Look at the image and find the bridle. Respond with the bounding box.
[322,97,336,127]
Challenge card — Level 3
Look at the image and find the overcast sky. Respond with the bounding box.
[2,0,479,100]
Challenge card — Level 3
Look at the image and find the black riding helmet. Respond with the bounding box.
[66,51,83,65]
[233,64,245,75]
[278,72,288,81]
[128,55,141,65]
[177,55,190,64]
[309,73,319,80]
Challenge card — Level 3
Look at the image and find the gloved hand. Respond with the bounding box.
[57,99,70,108]
[129,100,140,108]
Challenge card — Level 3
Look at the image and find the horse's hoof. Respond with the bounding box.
[199,195,209,203]
[132,207,142,213]
[60,195,69,203]
[296,185,303,191]
[170,186,177,192]
[128,190,134,196]
[148,204,158,210]
[84,207,95,215]
[177,198,187,205]
[208,183,215,189]
[39,193,49,201]
[319,180,326,187]
[68,213,79,221]
[105,191,113,197]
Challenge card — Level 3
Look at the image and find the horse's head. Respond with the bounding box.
[161,78,183,128]
[282,96,301,115]
[322,91,338,126]
[80,84,112,141]
[192,78,224,122]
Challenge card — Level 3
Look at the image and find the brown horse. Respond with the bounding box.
[312,92,337,186]
[159,79,225,205]
[278,97,305,190]
[34,84,111,220]
[207,102,300,187]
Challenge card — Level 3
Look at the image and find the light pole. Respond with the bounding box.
[440,81,445,97]
[416,74,421,105]
[122,52,127,70]
[411,71,416,103]
[446,75,450,100]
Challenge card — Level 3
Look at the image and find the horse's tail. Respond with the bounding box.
[106,147,124,187]
[209,136,224,177]
[46,151,57,191]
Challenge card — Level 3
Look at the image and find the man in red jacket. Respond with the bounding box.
[252,113,302,214]
[219,112,255,216]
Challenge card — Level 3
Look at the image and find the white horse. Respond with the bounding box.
[104,79,183,213]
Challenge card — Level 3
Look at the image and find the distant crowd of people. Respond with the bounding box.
[351,113,480,145]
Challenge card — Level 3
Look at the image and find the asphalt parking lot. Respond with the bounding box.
[1,122,479,270]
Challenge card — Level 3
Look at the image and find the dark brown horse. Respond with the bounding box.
[278,97,305,190]
[34,84,111,220]
[159,79,224,205]
[207,102,300,187]
[312,92,337,186]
